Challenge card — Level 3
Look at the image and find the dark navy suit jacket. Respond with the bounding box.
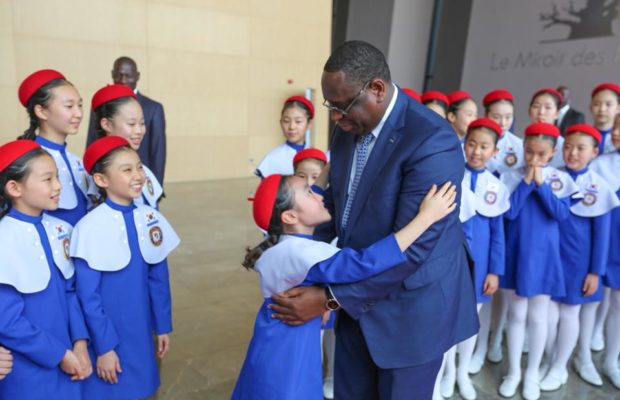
[87,91,167,184]
[557,107,585,135]
[316,88,479,369]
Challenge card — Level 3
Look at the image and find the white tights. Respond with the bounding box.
[604,289,620,372]
[506,292,550,380]
[321,328,335,380]
[443,304,483,380]
[592,287,610,343]
[472,302,492,362]
[490,289,509,351]
[544,301,580,372]
[578,302,599,364]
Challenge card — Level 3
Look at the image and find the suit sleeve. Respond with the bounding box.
[148,259,173,335]
[0,284,67,369]
[149,103,167,185]
[74,258,120,356]
[590,213,611,275]
[86,111,99,149]
[65,274,89,343]
[330,130,466,317]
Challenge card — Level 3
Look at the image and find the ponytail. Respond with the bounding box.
[17,78,70,140]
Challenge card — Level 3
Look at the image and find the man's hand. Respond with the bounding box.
[269,286,327,325]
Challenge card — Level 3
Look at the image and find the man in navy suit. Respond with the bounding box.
[556,85,585,135]
[87,56,167,185]
[269,41,479,399]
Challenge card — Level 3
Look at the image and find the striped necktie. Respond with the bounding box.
[342,133,374,229]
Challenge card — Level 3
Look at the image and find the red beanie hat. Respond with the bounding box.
[83,136,131,174]
[533,88,563,105]
[285,96,314,119]
[468,118,503,138]
[591,82,620,98]
[293,148,328,166]
[0,140,42,173]
[483,89,514,107]
[524,122,560,138]
[91,84,136,110]
[565,123,602,144]
[402,88,421,102]
[421,90,449,105]
[447,90,472,105]
[251,174,283,230]
[18,69,66,107]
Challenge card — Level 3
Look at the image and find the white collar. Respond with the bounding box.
[369,83,399,140]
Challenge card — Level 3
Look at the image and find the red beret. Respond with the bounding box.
[0,140,42,173]
[447,90,472,105]
[483,89,514,106]
[91,84,136,110]
[533,88,563,105]
[565,123,602,144]
[252,174,282,230]
[524,122,560,138]
[285,96,314,119]
[468,118,503,138]
[18,69,65,107]
[402,88,421,102]
[83,136,131,174]
[293,148,328,166]
[421,90,449,105]
[591,82,620,98]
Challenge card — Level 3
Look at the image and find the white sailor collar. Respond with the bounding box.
[566,168,620,217]
[465,168,510,217]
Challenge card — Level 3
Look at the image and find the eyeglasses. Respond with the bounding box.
[322,81,371,117]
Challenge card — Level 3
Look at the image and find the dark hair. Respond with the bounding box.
[0,148,50,217]
[423,99,448,113]
[564,131,599,148]
[324,40,391,85]
[524,134,557,148]
[90,145,135,204]
[484,98,514,114]
[18,78,72,140]
[242,176,296,270]
[530,91,561,110]
[466,126,500,145]
[448,98,474,115]
[94,96,136,138]
[282,100,312,121]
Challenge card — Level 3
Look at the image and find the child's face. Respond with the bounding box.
[94,149,145,205]
[449,99,478,137]
[590,90,620,128]
[280,106,310,145]
[7,154,60,216]
[38,84,83,136]
[562,133,598,171]
[528,93,559,124]
[294,159,324,186]
[426,102,446,118]
[103,99,146,150]
[486,101,514,133]
[288,176,331,228]
[612,114,620,149]
[524,136,555,167]
[464,128,498,170]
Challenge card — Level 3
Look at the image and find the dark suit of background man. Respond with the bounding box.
[269,41,479,399]
[87,56,167,185]
[556,85,585,135]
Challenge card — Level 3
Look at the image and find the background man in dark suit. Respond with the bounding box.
[556,85,585,135]
[269,41,478,399]
[87,56,167,185]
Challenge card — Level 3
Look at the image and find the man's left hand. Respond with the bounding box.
[269,286,327,325]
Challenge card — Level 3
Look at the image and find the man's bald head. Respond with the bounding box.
[112,56,140,90]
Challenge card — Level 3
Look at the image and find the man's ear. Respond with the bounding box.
[280,209,298,226]
[92,172,108,189]
[370,78,388,103]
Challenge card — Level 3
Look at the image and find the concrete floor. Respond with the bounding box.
[154,178,620,400]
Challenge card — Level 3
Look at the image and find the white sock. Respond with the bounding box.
[551,303,580,372]
[524,295,551,380]
[443,345,457,378]
[490,289,509,349]
[578,302,599,364]
[506,290,527,377]
[323,328,335,380]
[593,287,611,340]
[458,304,482,379]
[604,289,620,371]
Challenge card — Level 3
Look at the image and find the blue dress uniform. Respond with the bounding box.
[464,166,509,303]
[232,234,406,400]
[71,199,179,400]
[500,166,580,297]
[35,136,93,225]
[555,167,619,304]
[0,209,88,400]
[591,151,620,289]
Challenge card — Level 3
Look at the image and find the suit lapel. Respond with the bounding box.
[330,130,356,238]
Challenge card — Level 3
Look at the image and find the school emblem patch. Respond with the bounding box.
[484,191,497,205]
[149,226,163,246]
[504,151,517,167]
[146,178,154,196]
[582,184,598,206]
[548,174,564,192]
[63,237,71,260]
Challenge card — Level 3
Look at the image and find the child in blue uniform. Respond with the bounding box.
[590,113,620,389]
[439,119,509,400]
[293,148,328,187]
[17,69,93,226]
[590,83,620,155]
[71,136,179,400]
[421,90,449,118]
[0,140,91,399]
[91,84,163,208]
[498,122,580,400]
[232,174,457,400]
[447,91,478,144]
[255,96,314,178]
[528,88,565,169]
[540,124,619,391]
